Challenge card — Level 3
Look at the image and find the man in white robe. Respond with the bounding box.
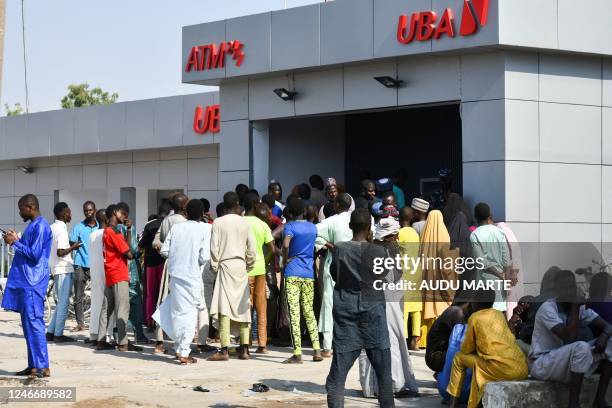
[88,209,115,345]
[156,199,212,364]
[316,193,353,356]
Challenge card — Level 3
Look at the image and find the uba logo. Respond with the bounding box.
[193,104,220,135]
[185,41,245,72]
[397,0,489,44]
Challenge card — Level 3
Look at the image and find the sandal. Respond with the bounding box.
[179,356,197,365]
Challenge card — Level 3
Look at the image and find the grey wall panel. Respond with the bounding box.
[24,112,51,158]
[35,166,59,195]
[220,80,249,121]
[0,120,5,160]
[159,159,188,188]
[504,51,539,101]
[59,165,83,191]
[294,68,343,116]
[604,107,612,165]
[226,12,271,77]
[271,5,320,71]
[498,0,557,49]
[604,59,612,107]
[108,162,133,188]
[188,158,219,190]
[126,99,155,150]
[461,100,505,162]
[0,197,14,224]
[154,96,183,148]
[431,0,499,52]
[374,0,431,58]
[269,116,345,193]
[505,161,539,222]
[133,161,160,187]
[460,52,505,102]
[73,107,99,154]
[49,109,75,157]
[218,170,249,201]
[320,0,374,65]
[558,0,612,55]
[604,165,612,223]
[0,169,14,197]
[397,55,460,105]
[462,161,505,220]
[98,103,127,152]
[219,120,250,172]
[540,103,601,164]
[505,100,539,162]
[540,163,601,223]
[5,115,27,159]
[248,75,295,120]
[539,54,602,106]
[343,62,397,111]
[182,21,227,83]
[14,170,36,196]
[182,93,216,146]
[83,164,108,190]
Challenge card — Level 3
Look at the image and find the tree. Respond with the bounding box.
[5,103,23,116]
[61,83,118,109]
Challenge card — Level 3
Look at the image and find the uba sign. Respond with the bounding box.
[185,41,245,72]
[193,104,220,134]
[397,0,489,44]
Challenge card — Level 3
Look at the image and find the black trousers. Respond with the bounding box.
[73,266,90,327]
[325,347,394,408]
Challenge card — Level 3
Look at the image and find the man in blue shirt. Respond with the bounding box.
[1,194,53,378]
[69,201,98,331]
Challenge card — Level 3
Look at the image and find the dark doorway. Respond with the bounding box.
[344,104,462,208]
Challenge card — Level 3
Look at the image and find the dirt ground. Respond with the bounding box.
[0,311,442,408]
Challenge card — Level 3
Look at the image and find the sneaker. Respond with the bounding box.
[53,335,76,343]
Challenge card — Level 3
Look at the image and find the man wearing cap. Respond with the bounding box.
[411,198,429,236]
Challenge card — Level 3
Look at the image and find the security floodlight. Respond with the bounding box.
[273,88,298,101]
[17,166,34,174]
[374,76,404,88]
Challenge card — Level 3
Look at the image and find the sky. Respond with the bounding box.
[1,0,324,114]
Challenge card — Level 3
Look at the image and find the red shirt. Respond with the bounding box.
[103,226,130,287]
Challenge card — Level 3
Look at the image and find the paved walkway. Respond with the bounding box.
[0,311,442,407]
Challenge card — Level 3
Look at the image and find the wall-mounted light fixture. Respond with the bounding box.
[374,76,404,88]
[273,88,298,101]
[17,166,34,174]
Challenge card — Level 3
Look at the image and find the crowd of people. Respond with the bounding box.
[1,171,612,408]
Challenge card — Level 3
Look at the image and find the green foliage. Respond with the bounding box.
[61,83,118,109]
[5,103,23,116]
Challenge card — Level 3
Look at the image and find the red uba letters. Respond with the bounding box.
[193,105,220,135]
[185,41,245,72]
[397,0,489,44]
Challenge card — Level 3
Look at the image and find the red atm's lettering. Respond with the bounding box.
[397,14,418,44]
[193,104,221,135]
[434,9,455,39]
[185,41,244,72]
[416,11,437,41]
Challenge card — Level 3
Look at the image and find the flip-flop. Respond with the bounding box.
[251,383,269,393]
[193,385,209,392]
[180,357,198,365]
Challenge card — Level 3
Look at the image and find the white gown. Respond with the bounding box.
[88,229,114,340]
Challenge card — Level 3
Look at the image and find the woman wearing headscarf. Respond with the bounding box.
[419,210,460,348]
[442,193,473,230]
[448,212,473,279]
[359,217,420,399]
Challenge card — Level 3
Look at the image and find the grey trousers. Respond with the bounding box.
[97,281,130,346]
[530,338,612,383]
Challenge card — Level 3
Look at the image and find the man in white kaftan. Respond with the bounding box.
[155,199,212,363]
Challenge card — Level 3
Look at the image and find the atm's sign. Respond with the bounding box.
[397,0,489,44]
[185,41,245,72]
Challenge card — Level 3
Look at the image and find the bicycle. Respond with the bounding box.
[44,276,92,324]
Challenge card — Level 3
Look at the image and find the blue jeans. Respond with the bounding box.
[47,273,74,336]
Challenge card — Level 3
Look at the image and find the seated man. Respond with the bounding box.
[447,289,528,408]
[425,291,471,374]
[530,270,612,408]
[588,272,612,325]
